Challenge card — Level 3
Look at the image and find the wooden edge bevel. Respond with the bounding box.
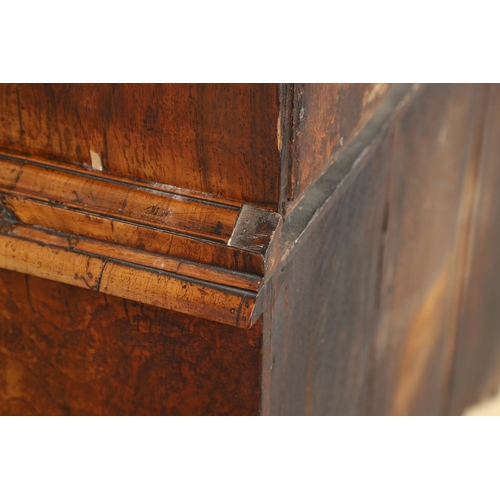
[256,83,427,303]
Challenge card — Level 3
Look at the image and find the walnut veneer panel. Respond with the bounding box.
[2,83,500,416]
[0,269,262,416]
[0,84,281,207]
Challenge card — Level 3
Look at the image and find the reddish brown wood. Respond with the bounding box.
[0,196,263,281]
[0,223,258,327]
[0,155,240,242]
[1,83,500,416]
[0,268,262,416]
[0,153,284,326]
[281,83,392,209]
[0,84,281,207]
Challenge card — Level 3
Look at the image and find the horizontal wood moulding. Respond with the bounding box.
[0,84,393,209]
[0,154,281,327]
[0,84,412,330]
[0,84,282,207]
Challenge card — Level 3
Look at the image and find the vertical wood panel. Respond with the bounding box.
[283,83,392,207]
[262,133,391,415]
[450,85,500,413]
[370,84,486,415]
[263,84,493,415]
[0,269,262,415]
[0,84,281,206]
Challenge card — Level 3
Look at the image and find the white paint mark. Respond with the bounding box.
[90,150,103,171]
[339,136,344,147]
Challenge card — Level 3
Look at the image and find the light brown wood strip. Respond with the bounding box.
[0,158,239,242]
[0,230,257,327]
[3,224,261,292]
[0,195,266,276]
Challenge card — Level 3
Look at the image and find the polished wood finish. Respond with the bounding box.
[0,154,240,241]
[0,153,282,327]
[0,84,281,207]
[0,268,261,415]
[1,83,500,415]
[449,84,500,414]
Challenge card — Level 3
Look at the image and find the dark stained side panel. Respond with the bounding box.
[263,84,496,415]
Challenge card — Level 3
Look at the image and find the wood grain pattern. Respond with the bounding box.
[0,84,281,207]
[0,224,257,327]
[262,83,500,415]
[0,155,240,242]
[449,84,500,414]
[0,194,264,276]
[0,154,280,276]
[281,83,392,209]
[369,84,487,416]
[0,268,262,415]
[0,153,285,326]
[262,137,390,415]
[1,83,500,416]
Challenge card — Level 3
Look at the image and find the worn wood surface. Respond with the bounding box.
[0,195,265,277]
[0,155,240,242]
[0,225,257,327]
[262,134,390,415]
[262,83,500,415]
[0,84,281,207]
[0,152,282,279]
[280,83,392,209]
[0,153,286,326]
[1,83,500,415]
[0,268,262,415]
[369,84,488,416]
[449,85,500,414]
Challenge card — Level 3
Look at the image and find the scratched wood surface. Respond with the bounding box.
[262,133,391,415]
[2,198,265,277]
[449,84,500,414]
[0,151,286,326]
[0,268,262,416]
[0,223,260,328]
[0,154,272,278]
[281,83,392,209]
[0,156,241,242]
[262,84,500,415]
[369,84,488,416]
[1,83,500,415]
[0,84,281,207]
